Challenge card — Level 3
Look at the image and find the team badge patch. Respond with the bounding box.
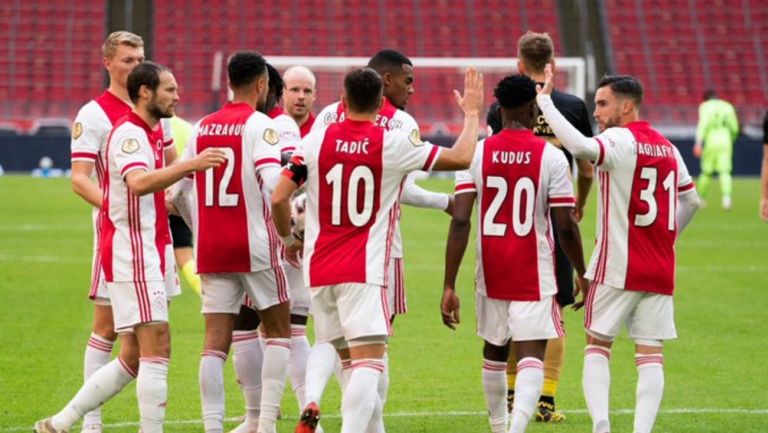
[408,129,423,146]
[72,122,83,140]
[263,128,279,145]
[121,138,140,154]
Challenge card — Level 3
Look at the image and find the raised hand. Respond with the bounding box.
[536,63,555,96]
[454,67,484,116]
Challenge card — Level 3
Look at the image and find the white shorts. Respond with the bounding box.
[387,258,407,315]
[310,283,391,344]
[476,293,563,346]
[584,283,677,341]
[96,244,180,307]
[109,280,169,332]
[285,262,310,316]
[202,266,289,314]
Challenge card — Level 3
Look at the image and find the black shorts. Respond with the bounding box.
[550,213,575,307]
[169,214,193,248]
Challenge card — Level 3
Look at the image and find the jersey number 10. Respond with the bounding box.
[325,164,375,227]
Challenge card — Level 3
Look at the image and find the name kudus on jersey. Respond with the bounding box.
[491,151,532,165]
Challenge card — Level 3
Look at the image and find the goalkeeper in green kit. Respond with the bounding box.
[693,90,739,210]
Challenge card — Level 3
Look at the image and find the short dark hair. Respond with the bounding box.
[127,61,170,103]
[704,89,716,100]
[344,68,383,113]
[228,51,267,88]
[517,31,554,73]
[367,49,412,75]
[266,63,284,100]
[597,75,644,105]
[494,74,537,109]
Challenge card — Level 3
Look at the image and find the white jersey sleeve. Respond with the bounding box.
[312,102,342,131]
[274,114,302,154]
[454,139,483,195]
[160,118,174,149]
[112,128,153,178]
[245,112,283,171]
[593,127,634,171]
[71,102,111,162]
[672,145,694,191]
[543,145,576,207]
[389,130,443,174]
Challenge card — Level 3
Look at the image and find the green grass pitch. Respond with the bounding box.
[0,175,766,432]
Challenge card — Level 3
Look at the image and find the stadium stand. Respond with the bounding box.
[604,0,767,125]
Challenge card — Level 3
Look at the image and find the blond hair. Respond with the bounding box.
[102,31,144,59]
[517,31,554,73]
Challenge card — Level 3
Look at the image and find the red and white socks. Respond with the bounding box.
[289,324,311,408]
[634,353,664,433]
[51,357,135,431]
[583,345,612,433]
[508,357,544,433]
[481,359,508,433]
[200,350,227,433]
[82,333,115,429]
[137,357,169,433]
[232,330,263,432]
[341,359,385,433]
[257,338,291,433]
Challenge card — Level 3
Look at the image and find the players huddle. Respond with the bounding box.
[35,30,700,433]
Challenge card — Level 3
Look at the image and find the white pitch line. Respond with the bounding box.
[5,408,766,432]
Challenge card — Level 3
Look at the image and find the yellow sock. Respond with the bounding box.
[542,336,565,397]
[181,260,202,297]
[507,350,518,390]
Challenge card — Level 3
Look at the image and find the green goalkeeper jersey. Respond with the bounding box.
[696,99,738,149]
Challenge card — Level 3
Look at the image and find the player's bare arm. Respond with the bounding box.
[574,158,594,222]
[550,207,589,309]
[271,174,301,252]
[441,191,475,329]
[536,66,602,162]
[71,161,103,208]
[125,147,225,196]
[432,67,484,171]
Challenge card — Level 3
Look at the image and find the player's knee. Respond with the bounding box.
[585,330,614,347]
[634,338,663,354]
[347,335,387,359]
[483,340,510,362]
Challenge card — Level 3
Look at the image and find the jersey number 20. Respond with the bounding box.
[483,176,535,237]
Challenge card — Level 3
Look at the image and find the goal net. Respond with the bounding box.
[265,56,586,137]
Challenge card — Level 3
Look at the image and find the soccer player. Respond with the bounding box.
[274,66,484,433]
[442,74,588,433]
[225,61,307,433]
[486,31,593,421]
[35,62,225,433]
[68,30,144,433]
[760,110,768,220]
[693,89,739,210]
[305,49,453,430]
[536,68,700,433]
[283,66,317,137]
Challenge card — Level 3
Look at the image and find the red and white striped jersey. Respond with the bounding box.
[184,102,284,273]
[284,118,442,288]
[588,121,694,295]
[268,106,301,155]
[455,129,575,301]
[100,112,174,282]
[313,97,420,259]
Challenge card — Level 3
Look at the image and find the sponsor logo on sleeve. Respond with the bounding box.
[408,129,423,147]
[121,138,140,154]
[263,128,279,145]
[72,122,83,140]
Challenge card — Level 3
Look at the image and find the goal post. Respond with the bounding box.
[263,56,586,136]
